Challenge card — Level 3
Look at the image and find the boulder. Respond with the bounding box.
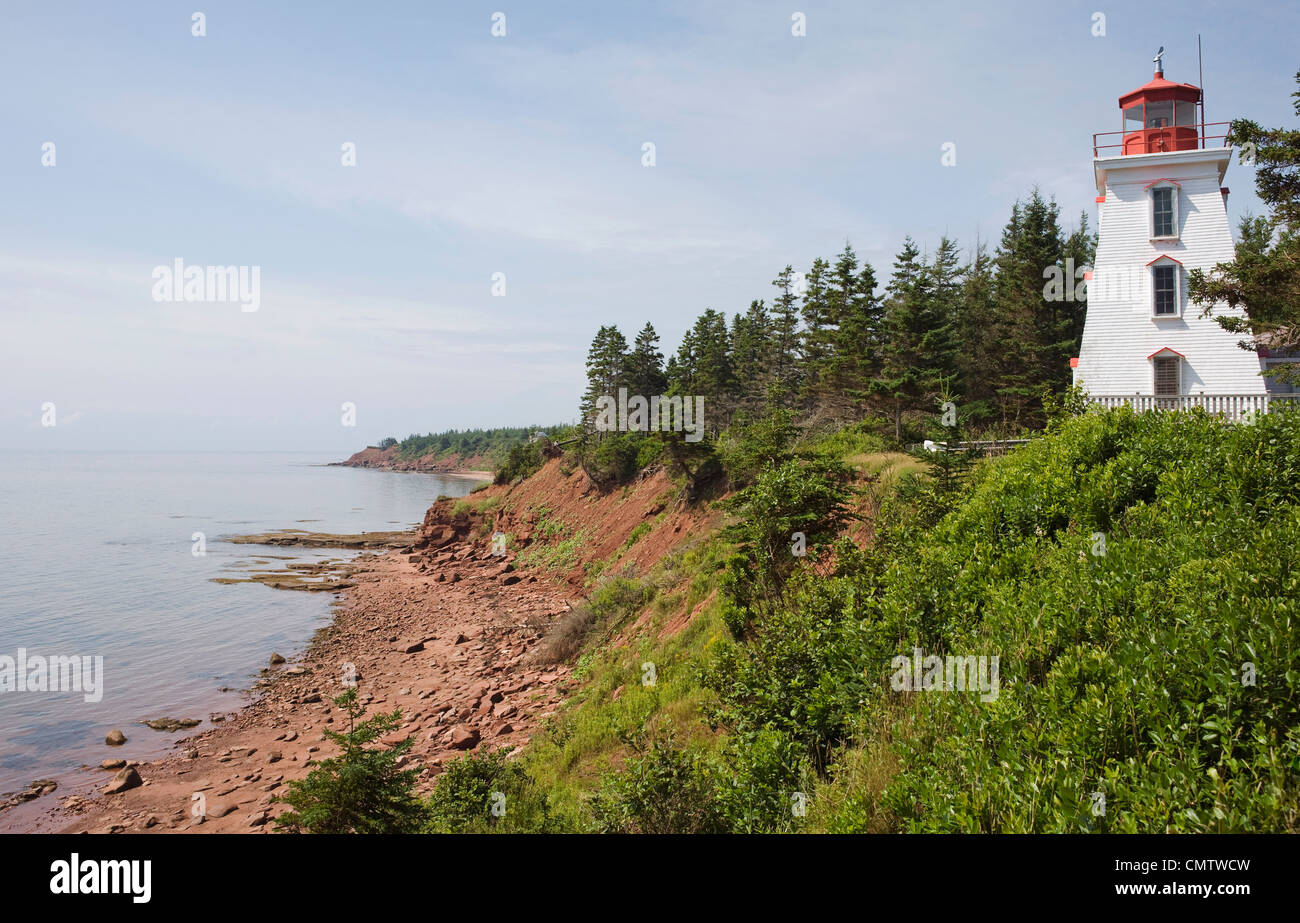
[103,766,142,795]
[449,726,481,750]
[105,729,127,747]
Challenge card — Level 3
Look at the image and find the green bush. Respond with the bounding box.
[591,731,727,834]
[716,409,801,488]
[717,456,855,636]
[274,689,428,834]
[425,748,557,832]
[844,408,1300,832]
[494,440,544,484]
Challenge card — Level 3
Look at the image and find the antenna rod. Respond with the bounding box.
[1198,34,1205,149]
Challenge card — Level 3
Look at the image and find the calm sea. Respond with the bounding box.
[0,452,480,800]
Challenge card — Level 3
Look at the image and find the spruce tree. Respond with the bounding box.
[580,325,629,436]
[826,245,883,421]
[798,257,833,406]
[869,237,957,440]
[274,688,427,834]
[769,265,803,409]
[730,300,772,418]
[626,322,668,397]
[954,239,999,423]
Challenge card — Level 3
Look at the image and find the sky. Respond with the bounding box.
[2,0,1296,452]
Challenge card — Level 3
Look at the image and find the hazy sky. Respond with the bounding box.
[2,0,1296,452]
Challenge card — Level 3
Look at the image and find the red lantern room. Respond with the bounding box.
[1116,59,1202,155]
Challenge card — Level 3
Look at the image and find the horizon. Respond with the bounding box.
[3,0,1297,451]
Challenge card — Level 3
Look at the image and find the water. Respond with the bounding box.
[0,452,481,797]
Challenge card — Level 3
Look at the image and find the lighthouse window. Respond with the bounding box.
[1154,356,1180,395]
[1152,186,1176,237]
[1145,100,1173,129]
[1152,263,1178,316]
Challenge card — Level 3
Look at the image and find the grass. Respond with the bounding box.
[513,536,733,827]
[515,528,588,572]
[451,494,502,517]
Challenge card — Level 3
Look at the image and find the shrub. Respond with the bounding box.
[716,409,800,488]
[425,748,555,832]
[591,730,727,834]
[534,605,596,664]
[494,440,544,484]
[274,688,427,834]
[534,576,656,664]
[717,456,855,636]
[865,409,1300,831]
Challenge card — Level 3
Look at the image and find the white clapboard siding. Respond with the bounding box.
[1074,147,1266,396]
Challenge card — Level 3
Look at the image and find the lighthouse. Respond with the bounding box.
[1072,53,1273,418]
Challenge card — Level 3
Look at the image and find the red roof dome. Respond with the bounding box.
[1119,71,1201,108]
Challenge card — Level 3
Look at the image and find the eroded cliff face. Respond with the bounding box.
[409,458,720,590]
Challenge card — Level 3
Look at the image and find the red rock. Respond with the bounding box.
[449,726,481,750]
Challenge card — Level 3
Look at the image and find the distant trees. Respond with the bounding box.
[391,427,563,465]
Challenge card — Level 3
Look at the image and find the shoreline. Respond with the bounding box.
[4,525,572,834]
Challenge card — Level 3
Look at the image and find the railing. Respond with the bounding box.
[1086,392,1300,420]
[1092,121,1232,158]
[921,439,1030,455]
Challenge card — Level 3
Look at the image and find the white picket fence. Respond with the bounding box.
[1086,393,1300,421]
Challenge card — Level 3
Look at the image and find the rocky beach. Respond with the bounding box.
[2,453,709,834]
[6,500,574,834]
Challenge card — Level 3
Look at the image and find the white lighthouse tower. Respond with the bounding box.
[1072,53,1273,418]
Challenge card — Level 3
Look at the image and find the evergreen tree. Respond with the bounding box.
[953,238,999,422]
[1062,211,1097,353]
[769,266,803,409]
[989,191,1070,425]
[798,257,833,405]
[870,237,955,439]
[274,688,427,834]
[580,325,629,435]
[730,300,772,417]
[626,322,668,396]
[671,309,734,430]
[825,245,884,420]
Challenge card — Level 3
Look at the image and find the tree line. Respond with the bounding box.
[581,189,1096,443]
